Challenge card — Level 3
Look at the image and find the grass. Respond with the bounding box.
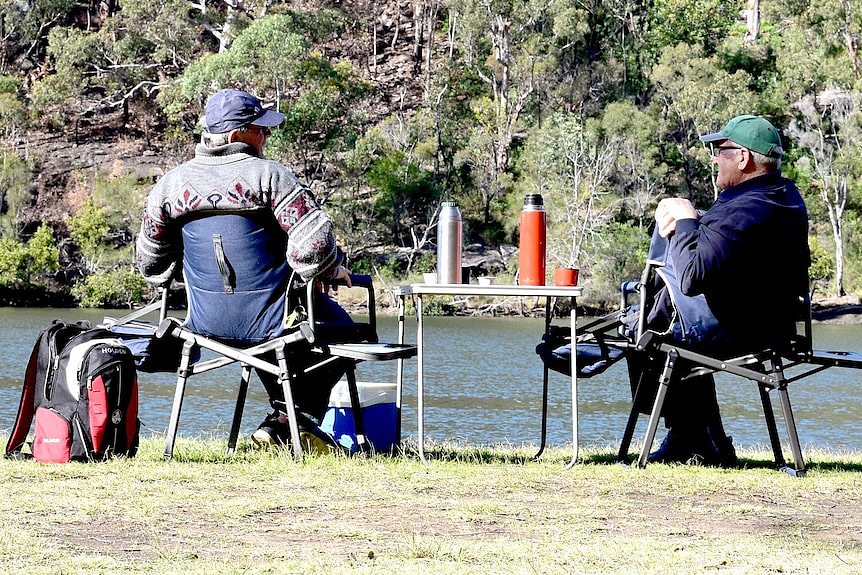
[1,437,861,574]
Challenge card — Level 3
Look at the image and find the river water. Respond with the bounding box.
[1,307,861,451]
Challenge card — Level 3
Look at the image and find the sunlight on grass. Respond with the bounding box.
[0,437,861,574]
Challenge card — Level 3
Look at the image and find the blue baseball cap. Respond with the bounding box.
[204,89,285,134]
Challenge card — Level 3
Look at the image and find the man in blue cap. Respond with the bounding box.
[137,88,353,450]
[631,115,810,466]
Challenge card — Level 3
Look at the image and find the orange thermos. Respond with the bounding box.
[518,194,546,286]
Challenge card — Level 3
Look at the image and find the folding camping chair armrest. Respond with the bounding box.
[155,316,180,339]
[306,273,378,342]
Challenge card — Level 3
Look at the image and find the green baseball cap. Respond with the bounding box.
[699,115,784,157]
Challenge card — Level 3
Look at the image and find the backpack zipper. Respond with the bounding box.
[72,414,93,461]
[85,360,124,390]
[43,327,63,400]
[113,363,123,452]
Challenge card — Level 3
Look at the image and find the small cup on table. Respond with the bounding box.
[553,267,579,287]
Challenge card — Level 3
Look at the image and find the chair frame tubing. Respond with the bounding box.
[160,320,310,459]
[619,340,807,476]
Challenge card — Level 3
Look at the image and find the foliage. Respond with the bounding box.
[0,75,27,136]
[0,223,59,286]
[25,223,60,280]
[68,198,109,271]
[515,113,618,270]
[89,165,152,240]
[0,148,31,236]
[647,0,739,54]
[7,1,862,305]
[0,236,28,285]
[588,222,650,304]
[71,266,148,308]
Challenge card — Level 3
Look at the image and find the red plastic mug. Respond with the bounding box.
[553,267,579,286]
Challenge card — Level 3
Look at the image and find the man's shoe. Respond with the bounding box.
[299,426,337,455]
[648,429,695,464]
[700,432,739,468]
[251,412,290,449]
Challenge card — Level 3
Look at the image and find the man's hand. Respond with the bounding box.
[655,198,699,237]
[328,264,352,291]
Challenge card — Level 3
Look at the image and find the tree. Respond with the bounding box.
[0,147,31,236]
[788,88,862,297]
[25,223,59,283]
[0,223,58,285]
[649,43,758,202]
[170,14,367,179]
[515,113,618,272]
[600,101,666,227]
[449,0,560,175]
[68,198,109,272]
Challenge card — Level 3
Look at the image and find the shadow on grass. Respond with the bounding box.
[581,452,862,473]
[395,441,537,464]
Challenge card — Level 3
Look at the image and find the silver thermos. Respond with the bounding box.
[436,201,462,284]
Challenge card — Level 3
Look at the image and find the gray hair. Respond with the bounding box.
[201,130,231,147]
[750,148,782,172]
[201,125,256,148]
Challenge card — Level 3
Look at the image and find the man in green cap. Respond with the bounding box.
[630,115,810,466]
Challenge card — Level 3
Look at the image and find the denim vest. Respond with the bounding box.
[182,213,292,344]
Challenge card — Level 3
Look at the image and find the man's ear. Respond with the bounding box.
[227,129,241,143]
[738,148,753,171]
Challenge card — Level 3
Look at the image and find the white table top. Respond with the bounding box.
[392,283,583,297]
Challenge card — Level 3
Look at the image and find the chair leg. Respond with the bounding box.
[637,349,679,468]
[164,340,195,460]
[533,365,550,460]
[345,365,369,453]
[275,344,303,458]
[758,382,786,468]
[769,353,806,476]
[226,365,252,454]
[618,358,650,463]
[776,382,807,477]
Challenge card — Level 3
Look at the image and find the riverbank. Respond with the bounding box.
[4,283,862,324]
[1,438,860,574]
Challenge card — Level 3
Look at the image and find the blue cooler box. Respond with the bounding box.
[320,381,397,453]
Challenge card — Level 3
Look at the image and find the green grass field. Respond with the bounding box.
[1,438,860,574]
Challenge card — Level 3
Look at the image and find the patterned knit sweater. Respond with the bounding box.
[136,142,341,286]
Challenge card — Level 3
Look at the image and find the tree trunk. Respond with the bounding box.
[413,0,424,74]
[744,0,760,43]
[493,14,511,173]
[825,179,847,297]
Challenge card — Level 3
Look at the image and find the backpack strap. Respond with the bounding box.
[4,330,44,459]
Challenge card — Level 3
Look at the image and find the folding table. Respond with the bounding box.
[392,283,583,465]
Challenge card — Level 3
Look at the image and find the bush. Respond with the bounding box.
[587,223,650,307]
[0,237,28,285]
[0,224,59,286]
[72,267,149,308]
[68,198,110,271]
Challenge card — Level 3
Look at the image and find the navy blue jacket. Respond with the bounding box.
[668,172,810,350]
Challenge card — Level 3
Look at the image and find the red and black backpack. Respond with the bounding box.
[5,321,140,463]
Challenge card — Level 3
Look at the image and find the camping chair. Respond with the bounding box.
[107,212,416,459]
[623,277,862,477]
[538,240,862,475]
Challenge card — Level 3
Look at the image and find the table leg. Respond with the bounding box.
[417,294,427,464]
[566,298,579,468]
[396,294,406,446]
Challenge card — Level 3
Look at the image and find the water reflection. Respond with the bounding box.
[1,308,861,450]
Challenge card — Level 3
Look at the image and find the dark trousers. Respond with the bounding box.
[626,351,724,432]
[258,293,354,423]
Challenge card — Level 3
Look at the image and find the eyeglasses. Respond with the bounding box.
[710,145,744,157]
